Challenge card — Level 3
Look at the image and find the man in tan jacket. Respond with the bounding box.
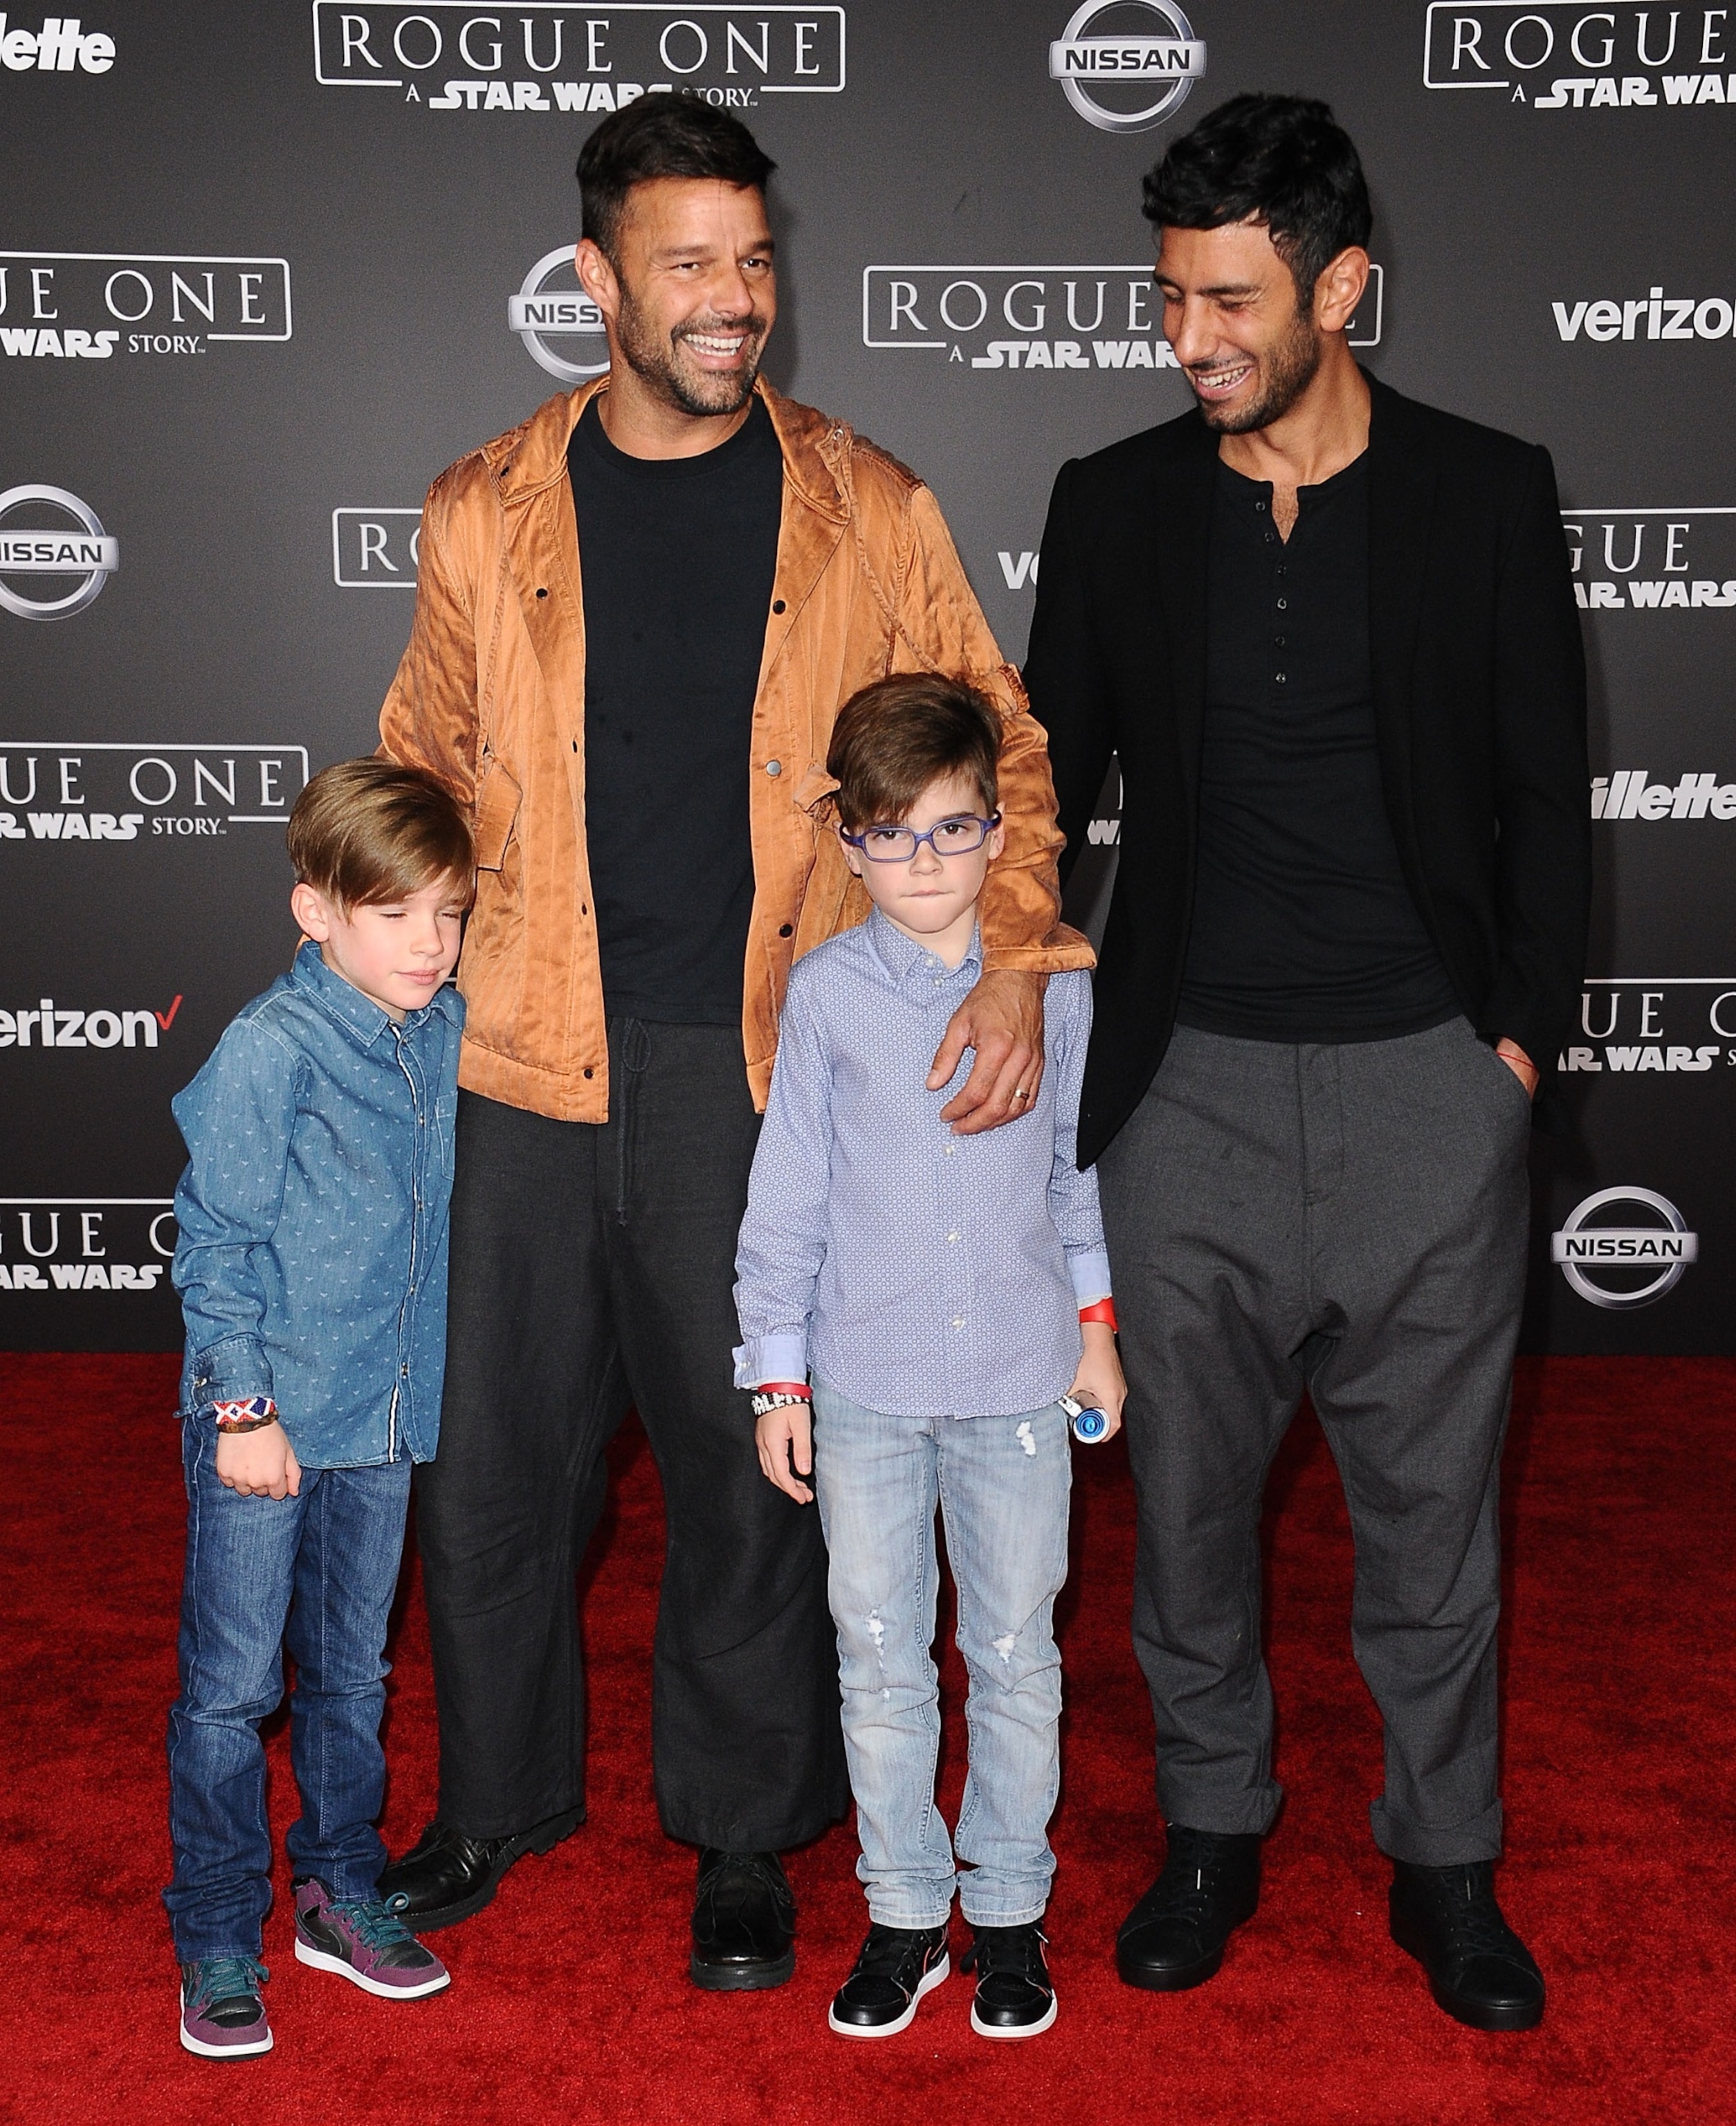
[377,93,1088,1987]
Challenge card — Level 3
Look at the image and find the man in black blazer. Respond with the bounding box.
[1024,95,1588,2033]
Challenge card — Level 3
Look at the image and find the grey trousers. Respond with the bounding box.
[1097,1017,1532,1866]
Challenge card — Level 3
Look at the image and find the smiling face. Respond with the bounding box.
[840,770,1005,968]
[1154,217,1365,435]
[290,874,468,1021]
[578,176,775,424]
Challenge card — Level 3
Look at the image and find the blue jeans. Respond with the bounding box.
[163,1414,412,1961]
[812,1380,1072,1929]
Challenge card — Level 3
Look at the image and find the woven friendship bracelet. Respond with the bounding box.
[211,1397,280,1435]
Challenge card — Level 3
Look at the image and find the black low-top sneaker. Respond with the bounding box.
[1390,1860,1546,2032]
[962,1923,1056,2039]
[1116,1825,1261,1992]
[828,1923,951,2037]
[691,1848,797,1990]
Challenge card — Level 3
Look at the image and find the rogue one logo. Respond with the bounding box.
[1551,1185,1699,1308]
[0,484,117,620]
[510,246,608,382]
[1049,0,1205,134]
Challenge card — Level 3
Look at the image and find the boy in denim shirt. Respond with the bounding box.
[165,759,471,2058]
[735,676,1126,2042]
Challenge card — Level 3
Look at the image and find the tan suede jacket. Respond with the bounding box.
[379,376,1091,1123]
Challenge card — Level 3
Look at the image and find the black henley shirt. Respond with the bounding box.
[1177,453,1459,1045]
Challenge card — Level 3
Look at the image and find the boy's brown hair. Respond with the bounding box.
[286,758,474,910]
[825,673,1002,830]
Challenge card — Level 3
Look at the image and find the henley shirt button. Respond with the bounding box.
[1274,671,1288,684]
[1254,500,1268,512]
[1263,532,1276,545]
[400,1364,409,1378]
[765,760,782,776]
[1277,597,1288,610]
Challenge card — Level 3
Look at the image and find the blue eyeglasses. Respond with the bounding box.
[841,812,1002,863]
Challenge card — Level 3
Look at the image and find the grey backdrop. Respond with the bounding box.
[3,0,1732,1352]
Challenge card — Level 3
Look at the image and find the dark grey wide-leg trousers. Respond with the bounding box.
[415,1019,848,1853]
[1097,1017,1531,1866]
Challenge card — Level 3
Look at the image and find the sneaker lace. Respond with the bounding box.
[961,1926,1048,1981]
[329,1898,417,1950]
[854,1925,942,1981]
[1427,1868,1519,1961]
[188,1954,268,2010]
[1152,1829,1248,1925]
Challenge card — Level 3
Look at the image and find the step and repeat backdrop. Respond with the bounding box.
[3,1,1733,1352]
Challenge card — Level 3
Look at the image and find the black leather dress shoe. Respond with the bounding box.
[375,1810,581,1933]
[1389,1860,1545,2032]
[690,1848,796,1990]
[1116,1825,1261,1992]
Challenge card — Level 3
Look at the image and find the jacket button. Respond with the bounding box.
[583,1066,594,1079]
[765,760,782,776]
[536,587,549,599]
[772,599,786,614]
[778,923,793,938]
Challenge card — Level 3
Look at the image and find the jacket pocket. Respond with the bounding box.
[473,756,523,871]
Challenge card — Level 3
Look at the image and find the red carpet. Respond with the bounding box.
[3,1354,1733,2125]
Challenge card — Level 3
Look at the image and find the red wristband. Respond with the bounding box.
[756,1381,812,1400]
[1079,1298,1118,1330]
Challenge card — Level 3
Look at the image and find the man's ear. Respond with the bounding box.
[575,237,621,325]
[1313,246,1369,336]
[291,881,334,942]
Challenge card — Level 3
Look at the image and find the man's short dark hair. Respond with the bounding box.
[827,675,1001,831]
[1141,93,1372,307]
[577,91,776,263]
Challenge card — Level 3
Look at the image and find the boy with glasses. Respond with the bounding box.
[734,675,1126,2041]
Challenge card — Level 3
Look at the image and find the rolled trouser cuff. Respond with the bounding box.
[1371,1796,1503,1867]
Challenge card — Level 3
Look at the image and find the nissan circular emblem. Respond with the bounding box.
[1550,1186,1699,1309]
[0,485,120,621]
[509,246,611,384]
[1048,0,1207,135]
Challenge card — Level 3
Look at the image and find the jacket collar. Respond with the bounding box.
[484,374,851,527]
[289,938,460,1048]
[866,905,983,991]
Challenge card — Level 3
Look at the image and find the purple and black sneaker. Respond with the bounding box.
[179,1955,273,2059]
[293,1878,451,1999]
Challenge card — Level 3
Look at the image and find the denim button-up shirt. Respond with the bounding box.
[733,909,1111,1419]
[171,939,463,1467]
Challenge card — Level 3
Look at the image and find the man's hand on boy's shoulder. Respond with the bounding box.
[929,968,1048,1134]
[215,1422,302,1500]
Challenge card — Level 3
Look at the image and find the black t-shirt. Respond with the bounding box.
[568,395,783,1024]
[1177,455,1459,1044]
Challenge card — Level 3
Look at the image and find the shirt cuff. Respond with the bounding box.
[733,1332,810,1390]
[1066,1248,1113,1309]
[187,1332,275,1406]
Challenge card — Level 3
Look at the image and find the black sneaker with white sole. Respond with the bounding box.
[962,1922,1057,2039]
[828,1923,951,2037]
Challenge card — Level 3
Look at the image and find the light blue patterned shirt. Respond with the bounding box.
[171,939,463,1468]
[733,907,1111,1419]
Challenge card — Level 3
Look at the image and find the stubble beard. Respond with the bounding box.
[614,282,767,419]
[1195,300,1324,435]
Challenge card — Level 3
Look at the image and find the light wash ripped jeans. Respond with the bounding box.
[812,1378,1072,1929]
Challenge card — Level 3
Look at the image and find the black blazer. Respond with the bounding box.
[1025,374,1591,1169]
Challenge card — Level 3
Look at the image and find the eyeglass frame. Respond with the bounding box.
[837,810,1003,864]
